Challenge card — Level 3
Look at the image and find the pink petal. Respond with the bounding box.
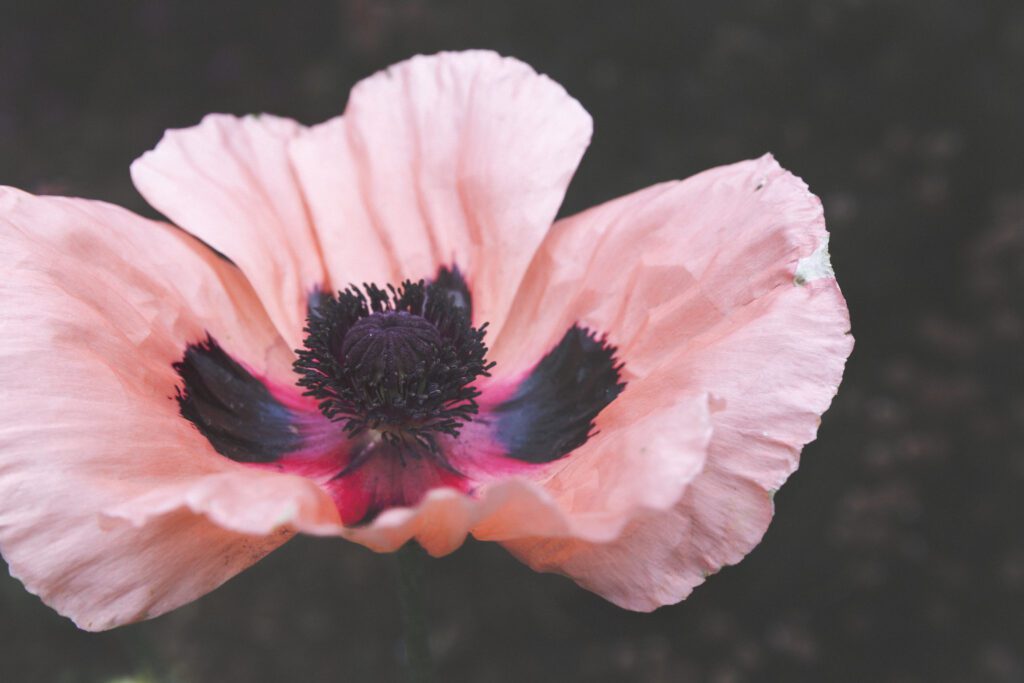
[503,466,775,611]
[476,389,714,542]
[130,113,328,348]
[289,50,592,335]
[336,391,712,556]
[0,189,340,629]
[495,155,853,609]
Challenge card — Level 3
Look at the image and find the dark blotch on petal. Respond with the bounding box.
[433,265,472,318]
[495,325,625,463]
[174,335,301,463]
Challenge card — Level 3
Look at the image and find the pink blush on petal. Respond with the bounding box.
[326,452,471,526]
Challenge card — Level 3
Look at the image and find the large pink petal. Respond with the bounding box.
[496,155,853,609]
[289,50,592,336]
[0,189,340,630]
[131,113,327,348]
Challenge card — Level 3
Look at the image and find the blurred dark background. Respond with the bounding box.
[1,1,1022,681]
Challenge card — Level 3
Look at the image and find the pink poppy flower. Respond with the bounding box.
[0,50,852,631]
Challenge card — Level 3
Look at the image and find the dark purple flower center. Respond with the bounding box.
[293,279,494,450]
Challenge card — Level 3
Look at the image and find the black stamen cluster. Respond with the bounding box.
[294,280,494,449]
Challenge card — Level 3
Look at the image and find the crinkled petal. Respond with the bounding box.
[337,391,712,556]
[493,156,852,609]
[341,476,579,557]
[0,189,339,629]
[103,469,344,538]
[289,50,592,336]
[503,465,775,611]
[131,113,327,348]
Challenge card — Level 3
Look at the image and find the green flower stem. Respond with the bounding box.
[395,543,435,683]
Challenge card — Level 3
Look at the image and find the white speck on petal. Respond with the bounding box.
[794,237,834,285]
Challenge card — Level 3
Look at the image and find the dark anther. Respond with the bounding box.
[294,279,494,449]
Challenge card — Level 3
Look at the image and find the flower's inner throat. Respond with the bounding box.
[294,280,494,451]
